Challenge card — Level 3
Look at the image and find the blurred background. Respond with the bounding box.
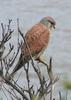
[0,0,71,99]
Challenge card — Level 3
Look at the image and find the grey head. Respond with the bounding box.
[40,16,56,30]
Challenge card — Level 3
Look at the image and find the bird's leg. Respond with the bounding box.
[36,56,44,62]
[36,56,48,67]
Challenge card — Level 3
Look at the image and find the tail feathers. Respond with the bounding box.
[11,54,24,75]
[7,54,26,80]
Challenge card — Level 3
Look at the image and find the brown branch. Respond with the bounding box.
[49,57,53,100]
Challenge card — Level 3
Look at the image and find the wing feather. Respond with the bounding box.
[21,23,50,60]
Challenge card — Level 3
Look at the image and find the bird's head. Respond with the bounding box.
[40,16,56,31]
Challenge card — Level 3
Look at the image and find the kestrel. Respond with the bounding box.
[9,16,56,78]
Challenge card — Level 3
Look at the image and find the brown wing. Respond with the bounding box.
[21,23,50,60]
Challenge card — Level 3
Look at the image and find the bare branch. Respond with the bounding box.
[1,19,14,46]
[2,76,29,100]
[2,88,9,100]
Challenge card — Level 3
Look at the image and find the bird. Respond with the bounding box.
[8,16,56,80]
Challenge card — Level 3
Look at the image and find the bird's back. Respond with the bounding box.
[21,23,50,60]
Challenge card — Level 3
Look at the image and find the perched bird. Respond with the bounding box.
[8,16,56,79]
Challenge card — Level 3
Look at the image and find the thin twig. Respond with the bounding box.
[2,88,9,100]
[2,76,29,100]
[3,85,17,99]
[3,43,14,59]
[24,63,33,100]
[59,91,62,100]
